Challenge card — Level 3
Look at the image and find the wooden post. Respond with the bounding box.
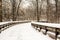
[0,26,1,33]
[55,28,57,40]
[38,25,42,32]
[45,26,48,35]
[55,28,59,40]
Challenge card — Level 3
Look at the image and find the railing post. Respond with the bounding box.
[39,25,42,32]
[0,27,1,33]
[55,28,58,40]
[45,26,48,35]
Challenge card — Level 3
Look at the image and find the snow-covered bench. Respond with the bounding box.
[31,21,60,40]
[0,20,31,33]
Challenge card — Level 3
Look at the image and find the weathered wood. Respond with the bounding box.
[31,22,60,40]
[0,20,31,33]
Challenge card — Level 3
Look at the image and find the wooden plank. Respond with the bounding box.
[31,22,60,40]
[31,22,60,28]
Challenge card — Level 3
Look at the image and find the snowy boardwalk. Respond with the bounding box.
[0,23,53,40]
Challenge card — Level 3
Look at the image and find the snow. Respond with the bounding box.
[31,21,60,28]
[0,22,9,25]
[47,31,55,35]
[0,20,30,25]
[0,23,53,40]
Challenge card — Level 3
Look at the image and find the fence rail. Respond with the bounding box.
[0,20,31,33]
[31,21,60,40]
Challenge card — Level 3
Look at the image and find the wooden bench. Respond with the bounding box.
[31,22,60,40]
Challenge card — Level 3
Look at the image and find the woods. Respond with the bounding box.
[0,0,60,23]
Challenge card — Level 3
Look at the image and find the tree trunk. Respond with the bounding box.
[12,0,16,21]
[46,0,49,23]
[16,0,21,20]
[36,0,39,22]
[10,0,16,21]
[0,0,2,22]
[55,0,58,23]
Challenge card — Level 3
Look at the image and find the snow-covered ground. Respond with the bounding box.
[0,23,53,40]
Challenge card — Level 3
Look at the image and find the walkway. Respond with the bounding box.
[0,23,53,40]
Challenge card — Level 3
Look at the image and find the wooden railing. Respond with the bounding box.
[0,20,31,33]
[31,22,60,40]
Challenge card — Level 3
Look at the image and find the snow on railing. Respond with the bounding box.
[0,20,31,33]
[0,20,31,25]
[31,21,60,40]
[31,21,60,28]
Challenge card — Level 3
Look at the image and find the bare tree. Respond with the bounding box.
[46,0,57,23]
[10,0,16,21]
[36,0,39,22]
[58,0,60,23]
[16,0,21,20]
[0,0,2,22]
[55,0,58,23]
[46,0,49,22]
